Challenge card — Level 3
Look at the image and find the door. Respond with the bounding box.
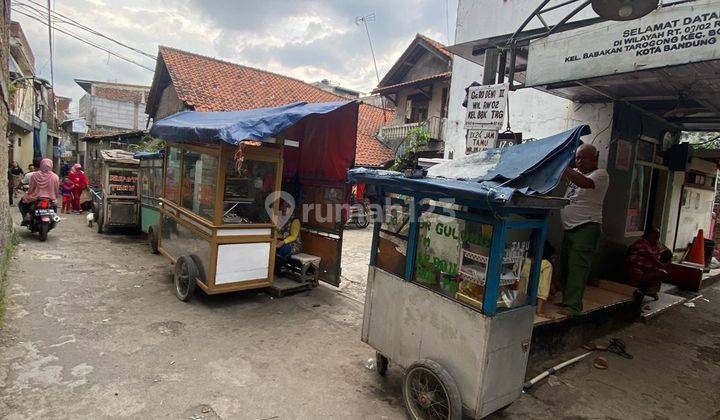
[299,183,346,286]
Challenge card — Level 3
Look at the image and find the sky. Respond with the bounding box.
[12,0,458,114]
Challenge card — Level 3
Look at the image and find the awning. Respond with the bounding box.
[448,1,720,132]
[149,101,355,144]
[349,125,590,204]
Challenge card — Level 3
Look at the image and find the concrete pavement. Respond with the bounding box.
[1,212,719,419]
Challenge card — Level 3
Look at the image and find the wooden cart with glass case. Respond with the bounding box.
[150,100,360,301]
[158,141,286,300]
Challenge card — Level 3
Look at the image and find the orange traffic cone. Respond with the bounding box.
[686,229,706,265]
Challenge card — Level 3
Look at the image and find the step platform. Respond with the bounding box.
[266,275,316,298]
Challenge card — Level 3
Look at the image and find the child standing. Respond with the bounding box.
[60,177,73,214]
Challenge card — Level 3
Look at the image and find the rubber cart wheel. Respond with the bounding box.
[148,225,159,254]
[96,206,104,234]
[376,351,389,377]
[174,255,199,302]
[402,359,462,420]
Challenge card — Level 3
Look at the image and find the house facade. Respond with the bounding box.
[373,34,452,154]
[76,79,150,134]
[446,0,720,281]
[8,21,63,170]
[8,21,35,169]
[146,46,394,168]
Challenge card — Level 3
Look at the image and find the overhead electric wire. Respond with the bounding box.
[11,8,155,72]
[15,0,156,60]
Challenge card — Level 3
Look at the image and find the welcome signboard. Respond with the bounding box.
[525,0,720,87]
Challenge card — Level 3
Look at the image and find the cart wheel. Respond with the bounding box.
[148,226,159,254]
[96,206,104,234]
[402,359,462,420]
[376,352,389,377]
[174,255,199,302]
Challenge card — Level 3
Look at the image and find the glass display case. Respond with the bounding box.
[157,142,283,298]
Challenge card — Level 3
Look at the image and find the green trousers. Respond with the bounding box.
[560,223,602,315]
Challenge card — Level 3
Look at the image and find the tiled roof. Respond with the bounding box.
[151,46,395,167]
[416,34,453,59]
[93,86,147,103]
[157,46,341,112]
[373,72,451,94]
[356,104,395,168]
[376,34,452,91]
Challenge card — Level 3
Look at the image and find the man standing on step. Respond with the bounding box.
[560,143,609,316]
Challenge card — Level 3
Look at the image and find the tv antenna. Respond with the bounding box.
[356,13,381,84]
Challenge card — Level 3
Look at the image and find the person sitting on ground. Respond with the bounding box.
[19,159,59,225]
[625,227,672,300]
[275,199,301,259]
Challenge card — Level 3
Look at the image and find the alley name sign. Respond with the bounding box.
[525,0,720,86]
[464,83,508,130]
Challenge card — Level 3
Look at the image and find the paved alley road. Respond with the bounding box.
[1,212,720,419]
[0,213,404,419]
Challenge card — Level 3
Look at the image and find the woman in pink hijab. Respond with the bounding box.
[68,163,89,213]
[20,158,59,223]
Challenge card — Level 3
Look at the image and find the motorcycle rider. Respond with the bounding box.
[19,158,58,226]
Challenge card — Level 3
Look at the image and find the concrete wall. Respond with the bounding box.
[1,0,14,313]
[446,0,601,159]
[79,94,149,131]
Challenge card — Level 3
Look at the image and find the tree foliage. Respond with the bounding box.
[390,127,430,172]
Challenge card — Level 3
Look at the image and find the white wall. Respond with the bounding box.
[446,1,611,160]
[79,94,149,131]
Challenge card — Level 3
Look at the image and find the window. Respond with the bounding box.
[411,209,539,313]
[164,147,181,203]
[223,157,277,224]
[181,151,218,221]
[376,194,412,278]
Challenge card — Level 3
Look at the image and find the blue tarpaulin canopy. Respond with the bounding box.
[348,125,591,205]
[149,101,354,145]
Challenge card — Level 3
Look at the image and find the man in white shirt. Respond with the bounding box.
[559,143,609,315]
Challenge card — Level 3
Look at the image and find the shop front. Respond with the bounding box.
[446,0,720,295]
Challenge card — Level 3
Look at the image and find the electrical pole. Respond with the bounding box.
[47,0,54,87]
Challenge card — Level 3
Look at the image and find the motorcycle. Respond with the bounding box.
[27,198,60,241]
[346,199,370,229]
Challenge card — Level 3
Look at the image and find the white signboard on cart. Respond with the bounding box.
[526,0,720,86]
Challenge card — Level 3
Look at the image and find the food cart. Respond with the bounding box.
[349,125,589,420]
[93,149,141,234]
[135,151,164,253]
[149,101,359,301]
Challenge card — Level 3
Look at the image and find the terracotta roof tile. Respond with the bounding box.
[155,46,394,167]
[373,72,451,94]
[416,34,453,59]
[93,86,148,103]
[356,103,395,168]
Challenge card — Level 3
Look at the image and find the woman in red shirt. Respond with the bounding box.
[67,163,89,213]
